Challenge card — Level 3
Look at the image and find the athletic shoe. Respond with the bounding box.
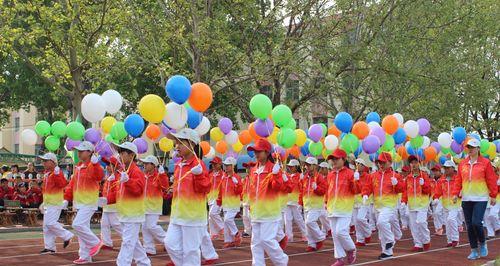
[316,240,324,250]
[73,258,92,264]
[242,232,251,238]
[89,240,103,257]
[101,245,114,250]
[378,253,393,260]
[346,250,356,264]
[63,238,72,249]
[412,246,424,252]
[467,249,480,260]
[201,258,218,265]
[365,236,371,243]
[355,241,366,247]
[305,246,317,252]
[479,243,488,257]
[385,242,393,250]
[40,249,55,254]
[446,243,453,247]
[451,241,458,247]
[331,259,345,266]
[279,235,288,250]
[423,243,431,251]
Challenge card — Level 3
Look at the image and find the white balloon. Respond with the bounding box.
[21,129,37,146]
[195,117,211,136]
[101,90,123,114]
[164,102,188,130]
[422,136,431,148]
[81,93,106,123]
[403,120,419,138]
[393,113,404,126]
[368,121,380,130]
[225,130,239,145]
[324,135,339,150]
[205,147,215,159]
[438,132,453,148]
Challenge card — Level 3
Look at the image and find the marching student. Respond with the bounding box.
[64,141,104,264]
[398,165,411,230]
[139,155,169,256]
[319,162,332,237]
[38,152,74,254]
[483,158,500,240]
[352,158,372,247]
[241,161,256,237]
[284,159,307,242]
[208,157,224,239]
[100,157,122,250]
[431,165,445,236]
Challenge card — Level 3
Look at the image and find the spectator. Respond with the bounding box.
[1,165,11,178]
[64,164,73,179]
[28,181,43,208]
[13,182,30,208]
[24,163,38,179]
[1,178,14,200]
[11,164,20,178]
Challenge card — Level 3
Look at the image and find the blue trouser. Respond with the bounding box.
[461,201,487,249]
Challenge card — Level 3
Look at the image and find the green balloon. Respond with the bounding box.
[277,128,297,148]
[309,141,323,156]
[442,147,452,155]
[51,121,66,138]
[340,133,359,154]
[66,121,85,140]
[382,134,395,151]
[479,139,490,154]
[249,94,272,120]
[44,135,60,151]
[410,135,423,148]
[320,124,327,137]
[105,134,119,144]
[272,104,293,127]
[110,122,127,140]
[35,120,51,137]
[283,118,296,130]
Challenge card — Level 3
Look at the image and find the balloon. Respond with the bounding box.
[308,141,323,156]
[232,141,244,152]
[486,142,496,156]
[277,128,297,149]
[247,149,255,158]
[452,127,467,144]
[381,135,395,152]
[352,121,369,139]
[451,140,463,154]
[283,119,296,130]
[225,130,239,145]
[66,121,85,140]
[21,129,37,146]
[362,135,381,154]
[249,94,272,119]
[267,127,279,144]
[403,120,419,138]
[109,122,126,141]
[301,140,310,156]
[319,124,327,137]
[439,156,447,165]
[254,118,274,137]
[124,114,145,138]
[295,129,307,146]
[340,133,359,154]
[164,102,188,130]
[186,108,202,129]
[424,147,437,161]
[44,136,60,151]
[159,137,174,152]
[324,135,339,151]
[51,121,66,138]
[81,93,106,123]
[145,124,161,140]
[334,112,353,133]
[410,135,424,149]
[138,94,166,123]
[188,82,212,112]
[199,141,210,155]
[288,145,300,158]
[84,128,101,145]
[479,139,490,154]
[272,105,293,127]
[95,140,113,158]
[367,121,380,131]
[105,134,119,144]
[397,145,409,160]
[101,116,117,134]
[133,138,148,154]
[438,132,453,148]
[381,115,399,135]
[239,130,252,145]
[422,136,431,149]
[101,89,123,114]
[35,121,51,137]
[495,140,500,153]
[65,138,81,151]
[194,117,210,136]
[393,113,404,126]
[308,124,323,142]
[215,140,228,154]
[417,118,431,136]
[205,147,215,159]
[218,118,233,135]
[166,75,192,104]
[370,126,386,144]
[366,112,381,123]
[469,133,480,140]
[393,128,407,145]
[248,122,261,141]
[431,142,441,153]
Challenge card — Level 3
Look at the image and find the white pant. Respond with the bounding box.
[275,210,286,241]
[201,229,219,260]
[142,214,166,254]
[208,204,224,235]
[319,209,331,234]
[432,200,445,231]
[284,205,306,241]
[101,212,122,247]
[444,208,460,243]
[223,209,239,243]
[409,210,430,247]
[369,205,377,231]
[251,221,288,266]
[72,207,100,260]
[305,210,326,247]
[242,205,252,234]
[398,203,409,228]
[165,223,205,266]
[376,208,397,255]
[391,209,403,241]
[117,222,151,266]
[353,206,371,243]
[43,206,74,251]
[329,216,356,259]
[484,206,500,237]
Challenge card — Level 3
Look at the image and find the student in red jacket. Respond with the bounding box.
[0,178,14,200]
[99,156,122,250]
[241,161,255,238]
[284,159,307,242]
[27,181,43,208]
[207,157,224,239]
[13,182,30,207]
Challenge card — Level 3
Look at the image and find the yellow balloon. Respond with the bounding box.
[232,141,243,152]
[159,137,174,152]
[138,94,166,123]
[268,127,279,144]
[295,129,307,147]
[322,149,332,159]
[210,127,224,141]
[101,116,116,134]
[394,154,402,163]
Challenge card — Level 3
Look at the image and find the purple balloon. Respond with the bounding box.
[161,124,172,136]
[370,126,386,144]
[65,138,81,151]
[226,150,238,159]
[273,145,286,158]
[173,156,181,164]
[308,124,323,142]
[254,118,274,137]
[95,140,113,158]
[417,118,430,136]
[450,140,463,154]
[218,117,233,135]
[430,142,441,153]
[496,141,500,153]
[84,128,102,145]
[133,138,148,154]
[362,135,381,154]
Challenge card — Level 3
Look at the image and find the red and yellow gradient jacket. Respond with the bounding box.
[247,161,284,222]
[433,175,460,209]
[242,176,250,205]
[64,161,104,209]
[326,167,359,217]
[102,172,120,213]
[279,176,293,210]
[107,162,146,222]
[301,171,327,211]
[171,157,211,226]
[42,169,67,207]
[286,173,302,206]
[362,168,404,210]
[216,173,243,210]
[207,170,223,205]
[354,170,372,207]
[144,169,169,214]
[401,171,431,211]
[452,156,498,202]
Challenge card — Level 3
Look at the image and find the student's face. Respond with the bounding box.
[256,151,268,162]
[466,145,479,156]
[144,163,156,172]
[224,164,234,174]
[77,150,91,161]
[1,182,7,188]
[42,160,55,170]
[319,168,328,175]
[119,151,134,164]
[444,167,454,176]
[410,160,419,171]
[212,163,222,171]
[19,186,26,192]
[332,158,344,169]
[306,164,316,174]
[175,139,194,158]
[432,169,441,177]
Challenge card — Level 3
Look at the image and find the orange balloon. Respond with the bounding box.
[288,145,300,158]
[188,82,213,112]
[239,130,252,145]
[215,140,228,154]
[145,124,161,140]
[200,141,210,156]
[352,121,369,139]
[424,147,437,162]
[397,145,409,160]
[381,115,399,135]
[248,122,261,141]
[328,125,341,137]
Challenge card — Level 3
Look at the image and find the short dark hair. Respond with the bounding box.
[11,164,18,169]
[1,165,9,171]
[0,178,8,184]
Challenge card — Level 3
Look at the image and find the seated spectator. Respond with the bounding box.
[24,162,38,179]
[1,178,14,200]
[28,181,43,208]
[11,164,21,178]
[13,182,30,208]
[2,165,12,178]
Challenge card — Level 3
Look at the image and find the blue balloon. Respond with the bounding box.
[124,114,145,138]
[452,127,467,144]
[366,112,381,123]
[369,152,379,162]
[406,142,417,155]
[247,150,255,158]
[334,112,353,133]
[301,140,310,156]
[354,145,363,157]
[393,128,407,145]
[494,139,500,153]
[439,156,447,165]
[469,133,480,141]
[165,75,192,104]
[417,148,424,160]
[186,107,202,129]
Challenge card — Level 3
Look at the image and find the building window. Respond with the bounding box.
[260,85,272,99]
[285,79,299,101]
[14,144,19,154]
[14,117,20,132]
[313,116,328,125]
